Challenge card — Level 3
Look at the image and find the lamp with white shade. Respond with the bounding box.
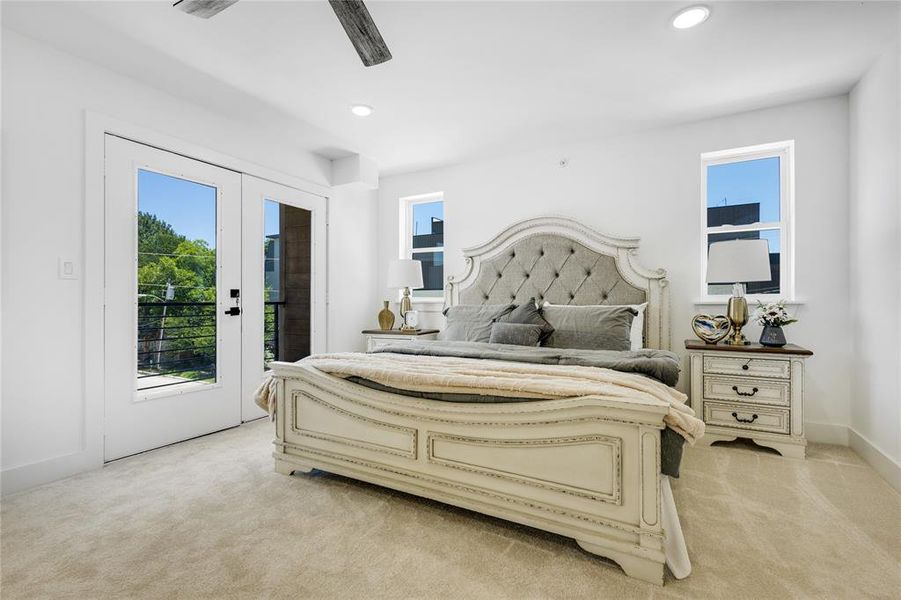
[387,259,424,331]
[706,239,772,345]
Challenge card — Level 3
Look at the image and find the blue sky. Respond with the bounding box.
[413,200,443,236]
[264,199,280,237]
[139,171,286,244]
[138,170,217,246]
[707,156,780,223]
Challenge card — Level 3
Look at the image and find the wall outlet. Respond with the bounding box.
[58,257,77,280]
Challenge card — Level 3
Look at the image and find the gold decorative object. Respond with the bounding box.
[726,296,750,345]
[377,300,395,331]
[691,314,731,344]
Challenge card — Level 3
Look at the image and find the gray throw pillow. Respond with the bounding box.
[488,322,544,346]
[439,303,516,343]
[541,305,637,351]
[498,298,554,342]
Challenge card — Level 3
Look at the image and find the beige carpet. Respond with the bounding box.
[2,420,899,600]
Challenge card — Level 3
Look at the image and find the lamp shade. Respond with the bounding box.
[387,259,423,289]
[706,239,772,284]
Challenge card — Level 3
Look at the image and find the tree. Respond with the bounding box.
[137,212,217,381]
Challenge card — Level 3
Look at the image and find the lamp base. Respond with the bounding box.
[725,295,751,345]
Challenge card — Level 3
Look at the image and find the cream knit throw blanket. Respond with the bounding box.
[258,352,705,444]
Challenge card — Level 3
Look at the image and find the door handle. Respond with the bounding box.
[225,289,241,315]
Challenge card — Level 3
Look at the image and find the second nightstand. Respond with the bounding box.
[685,339,813,459]
[362,329,440,352]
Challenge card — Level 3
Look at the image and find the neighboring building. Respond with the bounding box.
[413,217,444,291]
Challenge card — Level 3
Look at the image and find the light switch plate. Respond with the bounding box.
[58,257,77,280]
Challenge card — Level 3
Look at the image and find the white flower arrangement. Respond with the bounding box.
[754,300,798,327]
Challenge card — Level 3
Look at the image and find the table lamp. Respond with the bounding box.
[706,239,772,345]
[387,259,423,331]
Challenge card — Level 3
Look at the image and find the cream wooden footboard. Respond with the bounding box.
[269,361,669,585]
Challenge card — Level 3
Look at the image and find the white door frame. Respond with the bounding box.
[83,111,330,470]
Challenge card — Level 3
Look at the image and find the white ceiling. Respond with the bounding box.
[3,1,898,175]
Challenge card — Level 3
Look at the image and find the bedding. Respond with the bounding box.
[541,304,637,351]
[438,303,515,342]
[371,339,680,386]
[488,322,544,346]
[543,301,647,350]
[497,298,554,342]
[304,342,703,444]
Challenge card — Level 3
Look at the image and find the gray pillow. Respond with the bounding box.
[497,298,554,342]
[541,305,638,351]
[439,304,515,342]
[488,322,544,346]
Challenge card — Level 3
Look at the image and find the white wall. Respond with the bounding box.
[849,43,901,489]
[0,30,376,492]
[378,96,851,444]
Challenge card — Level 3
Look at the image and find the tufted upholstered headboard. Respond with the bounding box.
[446,216,671,350]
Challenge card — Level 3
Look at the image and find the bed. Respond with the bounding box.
[266,216,694,585]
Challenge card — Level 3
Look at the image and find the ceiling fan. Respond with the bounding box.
[172,0,392,67]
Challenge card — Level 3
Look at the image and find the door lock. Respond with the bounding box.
[225,289,241,316]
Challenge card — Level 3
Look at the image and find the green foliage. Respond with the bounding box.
[137,212,217,382]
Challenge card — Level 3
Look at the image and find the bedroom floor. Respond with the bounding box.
[2,420,899,600]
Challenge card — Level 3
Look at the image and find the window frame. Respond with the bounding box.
[700,140,795,302]
[399,192,445,303]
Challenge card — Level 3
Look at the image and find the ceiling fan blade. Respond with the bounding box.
[173,0,239,19]
[328,0,392,67]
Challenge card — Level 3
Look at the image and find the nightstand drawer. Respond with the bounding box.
[703,355,790,379]
[704,401,790,434]
[703,376,790,407]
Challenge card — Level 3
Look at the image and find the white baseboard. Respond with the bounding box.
[805,421,850,445]
[1,449,102,496]
[848,428,901,493]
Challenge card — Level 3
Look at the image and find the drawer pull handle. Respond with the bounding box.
[731,412,758,424]
[732,385,759,397]
[741,364,749,371]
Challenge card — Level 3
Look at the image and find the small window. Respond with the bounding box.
[701,141,794,299]
[400,193,444,300]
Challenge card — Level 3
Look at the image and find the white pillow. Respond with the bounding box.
[629,303,647,350]
[542,301,647,350]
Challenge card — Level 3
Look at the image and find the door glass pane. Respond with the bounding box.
[707,157,780,227]
[412,250,444,298]
[136,169,217,391]
[707,229,780,296]
[264,200,311,366]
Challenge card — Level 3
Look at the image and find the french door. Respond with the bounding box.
[104,136,242,461]
[104,136,328,460]
[240,177,327,421]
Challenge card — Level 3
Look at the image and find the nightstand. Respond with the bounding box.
[685,339,813,459]
[362,329,440,352]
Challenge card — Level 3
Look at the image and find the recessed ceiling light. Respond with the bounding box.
[350,104,374,117]
[672,5,710,29]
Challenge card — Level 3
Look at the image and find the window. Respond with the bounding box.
[400,193,444,300]
[701,141,794,299]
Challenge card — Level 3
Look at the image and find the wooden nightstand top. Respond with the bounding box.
[684,339,813,356]
[362,329,440,336]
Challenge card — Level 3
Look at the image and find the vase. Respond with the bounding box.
[759,325,786,347]
[377,300,395,331]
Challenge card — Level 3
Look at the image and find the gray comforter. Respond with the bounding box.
[371,340,681,387]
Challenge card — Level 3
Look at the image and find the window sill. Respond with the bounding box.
[694,297,806,307]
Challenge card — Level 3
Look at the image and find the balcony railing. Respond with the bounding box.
[137,300,285,390]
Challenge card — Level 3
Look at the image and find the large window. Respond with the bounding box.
[701,141,794,299]
[401,193,444,299]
